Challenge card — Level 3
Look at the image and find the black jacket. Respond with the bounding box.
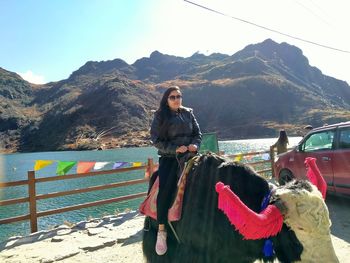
[150,107,202,156]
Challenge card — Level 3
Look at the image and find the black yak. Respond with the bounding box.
[141,153,338,263]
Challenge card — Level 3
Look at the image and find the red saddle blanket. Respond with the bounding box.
[139,161,192,222]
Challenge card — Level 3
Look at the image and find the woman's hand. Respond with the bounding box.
[176,145,188,153]
[188,144,198,152]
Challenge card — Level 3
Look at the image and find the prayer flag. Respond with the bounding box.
[132,162,143,167]
[56,161,76,175]
[261,153,270,160]
[77,161,96,174]
[112,162,128,169]
[245,155,253,161]
[34,160,54,171]
[233,153,243,162]
[94,162,109,170]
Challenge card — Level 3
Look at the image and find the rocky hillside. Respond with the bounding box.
[0,68,41,151]
[1,39,350,152]
[21,76,159,152]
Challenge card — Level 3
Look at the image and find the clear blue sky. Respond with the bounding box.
[1,0,349,84]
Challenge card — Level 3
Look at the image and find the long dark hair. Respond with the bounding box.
[156,86,181,139]
[277,130,289,144]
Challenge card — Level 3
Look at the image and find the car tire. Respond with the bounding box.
[279,169,294,185]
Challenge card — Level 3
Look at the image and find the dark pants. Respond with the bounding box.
[157,156,179,225]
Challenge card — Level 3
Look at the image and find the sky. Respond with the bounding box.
[0,0,349,84]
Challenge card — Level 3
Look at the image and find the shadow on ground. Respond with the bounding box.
[0,211,140,251]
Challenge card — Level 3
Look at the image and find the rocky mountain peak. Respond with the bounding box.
[69,58,130,79]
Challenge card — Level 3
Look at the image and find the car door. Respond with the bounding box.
[295,129,336,191]
[332,127,350,195]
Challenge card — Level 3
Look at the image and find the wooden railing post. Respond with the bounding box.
[270,148,275,178]
[146,158,154,180]
[28,171,38,233]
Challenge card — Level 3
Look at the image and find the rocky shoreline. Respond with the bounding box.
[0,131,152,154]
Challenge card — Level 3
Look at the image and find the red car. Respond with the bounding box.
[274,121,350,196]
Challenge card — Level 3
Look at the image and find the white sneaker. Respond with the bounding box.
[155,230,167,255]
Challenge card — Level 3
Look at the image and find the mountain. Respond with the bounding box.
[20,75,159,152]
[1,39,350,152]
[0,68,41,151]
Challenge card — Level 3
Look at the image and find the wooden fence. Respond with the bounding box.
[0,159,155,233]
[0,150,276,234]
[226,148,275,177]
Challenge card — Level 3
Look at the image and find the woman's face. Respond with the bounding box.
[167,90,182,111]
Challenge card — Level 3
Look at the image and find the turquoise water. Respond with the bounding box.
[0,137,301,242]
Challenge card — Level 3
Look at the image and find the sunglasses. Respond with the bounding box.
[168,95,182,101]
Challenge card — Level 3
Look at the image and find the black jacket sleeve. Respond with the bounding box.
[190,110,202,147]
[150,112,177,154]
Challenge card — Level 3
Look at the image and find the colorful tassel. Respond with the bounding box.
[216,182,283,240]
[305,157,327,199]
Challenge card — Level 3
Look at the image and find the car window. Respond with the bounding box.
[339,128,350,149]
[302,130,335,152]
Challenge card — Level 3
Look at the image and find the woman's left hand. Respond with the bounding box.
[188,144,198,152]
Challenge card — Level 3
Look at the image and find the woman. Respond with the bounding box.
[150,86,202,255]
[270,130,289,155]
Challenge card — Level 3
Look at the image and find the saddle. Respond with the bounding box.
[139,153,199,221]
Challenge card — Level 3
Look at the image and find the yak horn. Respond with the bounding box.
[215,182,283,240]
[304,157,327,199]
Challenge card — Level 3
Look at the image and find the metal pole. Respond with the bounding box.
[168,221,181,244]
[270,148,275,178]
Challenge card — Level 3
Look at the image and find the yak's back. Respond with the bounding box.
[174,153,271,262]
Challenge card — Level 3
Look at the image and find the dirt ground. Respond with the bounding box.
[325,193,350,262]
[0,193,349,262]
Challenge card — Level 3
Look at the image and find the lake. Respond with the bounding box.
[0,137,301,242]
